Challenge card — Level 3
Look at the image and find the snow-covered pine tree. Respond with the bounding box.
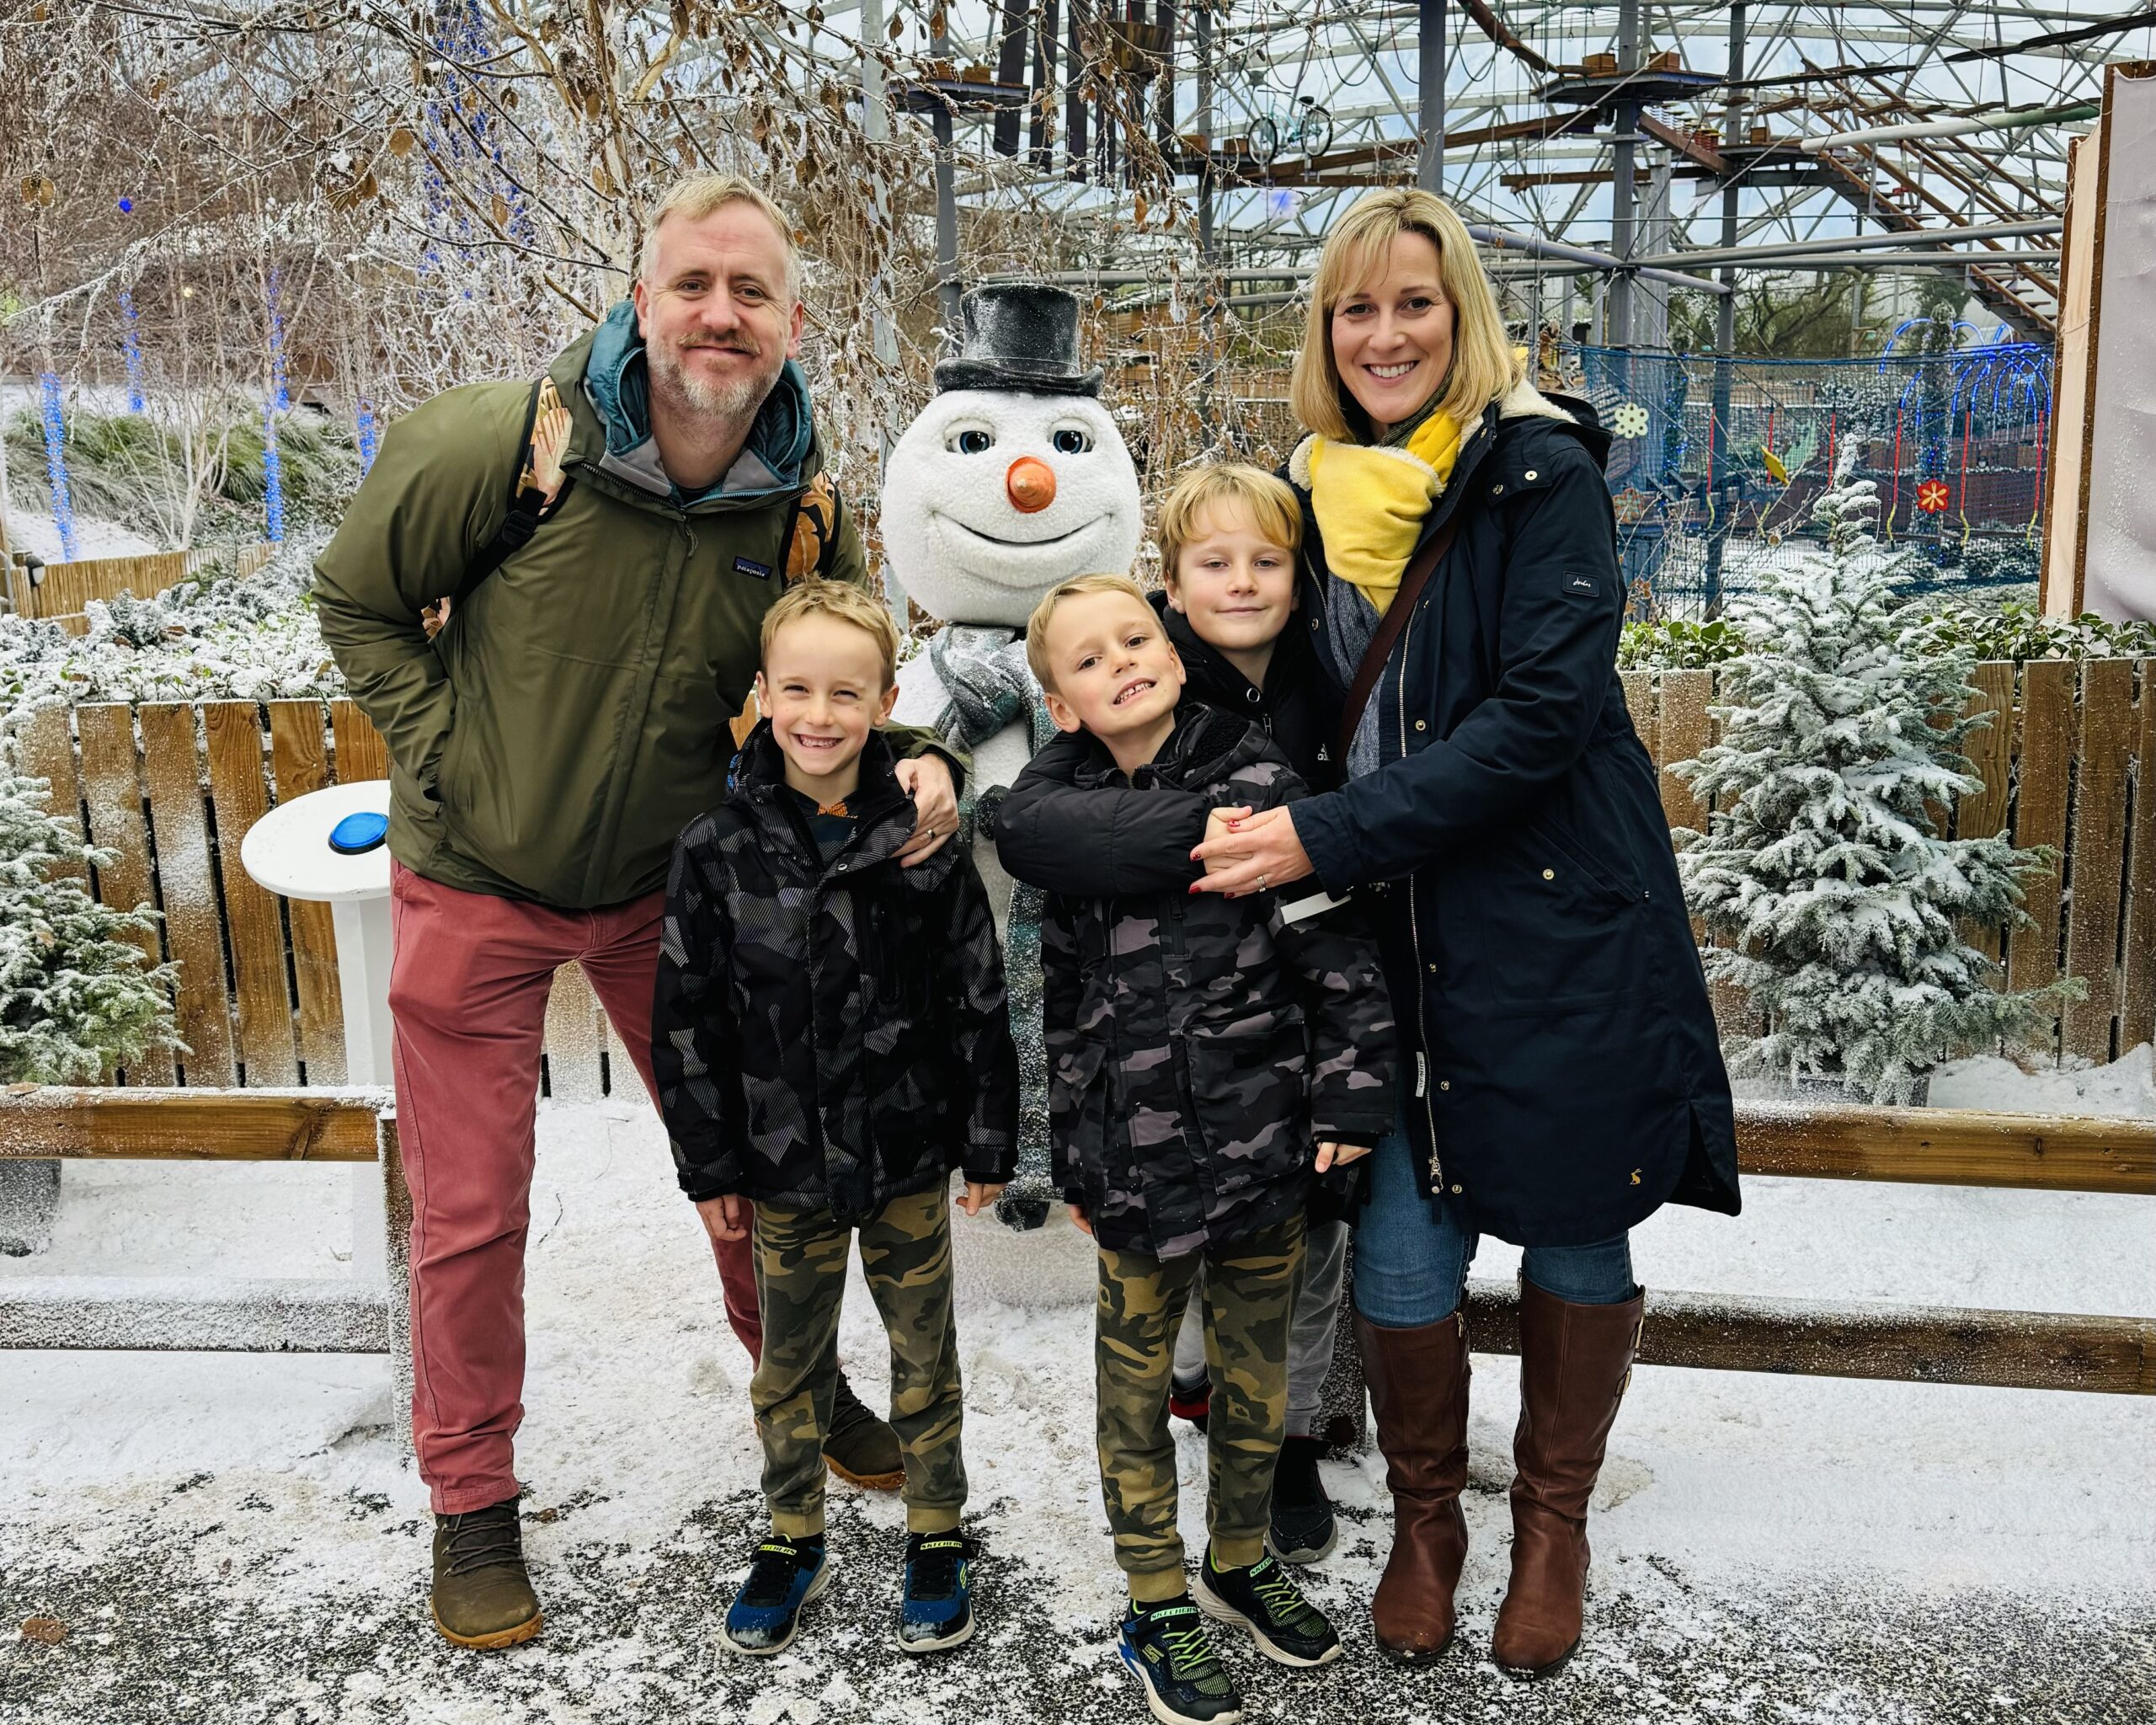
[0,773,179,1084]
[1672,454,2068,1103]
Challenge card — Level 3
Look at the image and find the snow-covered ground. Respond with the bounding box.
[3,514,162,566]
[3,1051,2153,1723]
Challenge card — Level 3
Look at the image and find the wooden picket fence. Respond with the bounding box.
[7,655,2153,1093]
[6,543,277,632]
[11,697,623,1097]
[1624,657,2156,1069]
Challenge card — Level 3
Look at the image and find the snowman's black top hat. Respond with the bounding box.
[934,283,1104,398]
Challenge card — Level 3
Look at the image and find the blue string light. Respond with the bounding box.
[261,398,286,543]
[40,372,78,563]
[355,398,379,477]
[120,288,146,413]
[266,267,291,413]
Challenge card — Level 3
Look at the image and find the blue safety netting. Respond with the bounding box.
[1567,339,2053,618]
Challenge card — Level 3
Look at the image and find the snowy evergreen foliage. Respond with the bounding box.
[1672,459,2068,1102]
[0,775,179,1083]
[0,533,339,737]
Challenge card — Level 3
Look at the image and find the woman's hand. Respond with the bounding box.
[894,752,958,867]
[1314,1141,1370,1174]
[957,1181,1006,1217]
[1190,804,1315,898]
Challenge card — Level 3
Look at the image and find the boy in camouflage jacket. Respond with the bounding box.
[1020,574,1395,1722]
[653,581,1019,1660]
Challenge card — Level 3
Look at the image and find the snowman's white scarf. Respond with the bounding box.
[926,625,1058,756]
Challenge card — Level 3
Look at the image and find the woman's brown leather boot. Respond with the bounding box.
[1355,1308,1471,1663]
[1491,1280,1646,1677]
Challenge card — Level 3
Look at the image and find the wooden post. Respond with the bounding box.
[381,1114,414,1459]
[2063,660,2135,1061]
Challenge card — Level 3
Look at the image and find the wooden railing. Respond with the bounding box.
[1316,1099,2156,1445]
[0,1089,409,1405]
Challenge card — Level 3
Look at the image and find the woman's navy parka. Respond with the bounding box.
[1288,382,1740,1244]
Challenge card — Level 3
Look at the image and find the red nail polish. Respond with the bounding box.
[1187,884,1200,895]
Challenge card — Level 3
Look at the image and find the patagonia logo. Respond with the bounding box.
[734,556,774,579]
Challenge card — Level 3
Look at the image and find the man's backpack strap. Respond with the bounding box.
[779,472,846,585]
[452,376,578,607]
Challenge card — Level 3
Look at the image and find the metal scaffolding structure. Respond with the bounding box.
[817,0,2150,344]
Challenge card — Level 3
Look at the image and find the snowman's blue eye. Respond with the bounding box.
[948,428,995,454]
[1052,428,1094,454]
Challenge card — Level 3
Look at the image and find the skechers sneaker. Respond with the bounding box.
[895,1530,977,1653]
[1194,1547,1342,1668]
[719,1533,830,1656]
[1118,1595,1244,1725]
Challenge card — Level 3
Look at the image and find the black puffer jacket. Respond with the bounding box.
[1035,706,1396,1259]
[651,725,1019,1221]
[995,591,1340,888]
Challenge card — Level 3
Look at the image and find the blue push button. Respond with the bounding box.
[328,811,390,856]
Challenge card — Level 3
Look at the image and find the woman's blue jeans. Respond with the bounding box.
[1353,1117,1636,1328]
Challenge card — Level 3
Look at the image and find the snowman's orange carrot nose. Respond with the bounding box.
[1006,456,1057,513]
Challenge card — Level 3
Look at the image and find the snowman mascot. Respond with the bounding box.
[883,284,1142,1226]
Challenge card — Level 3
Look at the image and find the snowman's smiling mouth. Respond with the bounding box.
[930,512,1097,552]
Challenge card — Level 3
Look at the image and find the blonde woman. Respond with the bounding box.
[1191,190,1742,1675]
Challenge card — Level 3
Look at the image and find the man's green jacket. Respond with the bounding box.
[316,304,947,909]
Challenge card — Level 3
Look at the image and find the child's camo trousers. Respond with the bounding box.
[750,1185,966,1536]
[1094,1214,1305,1599]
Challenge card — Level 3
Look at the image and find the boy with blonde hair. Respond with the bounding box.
[1000,464,1359,1569]
[1013,572,1394,1724]
[653,579,1018,1658]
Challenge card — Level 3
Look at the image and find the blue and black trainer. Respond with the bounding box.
[1118,1595,1244,1725]
[895,1530,977,1653]
[719,1533,830,1657]
[1194,1547,1342,1668]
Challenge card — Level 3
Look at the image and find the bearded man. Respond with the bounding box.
[316,174,961,1649]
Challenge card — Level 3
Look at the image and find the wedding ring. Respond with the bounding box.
[1257,872,1268,889]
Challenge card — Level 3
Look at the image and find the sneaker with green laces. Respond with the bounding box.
[1118,1596,1244,1725]
[719,1533,831,1657]
[1194,1547,1342,1668]
[895,1530,977,1653]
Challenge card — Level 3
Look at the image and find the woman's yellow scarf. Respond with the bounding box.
[1294,409,1464,617]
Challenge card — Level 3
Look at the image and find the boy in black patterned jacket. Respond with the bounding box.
[653,579,1017,1661]
[1018,573,1395,1725]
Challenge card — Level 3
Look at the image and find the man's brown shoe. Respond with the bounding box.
[1491,1281,1646,1679]
[431,1498,543,1650]
[825,1369,905,1491]
[1357,1309,1471,1664]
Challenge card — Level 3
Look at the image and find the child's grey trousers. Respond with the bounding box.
[1171,1216,1348,1437]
